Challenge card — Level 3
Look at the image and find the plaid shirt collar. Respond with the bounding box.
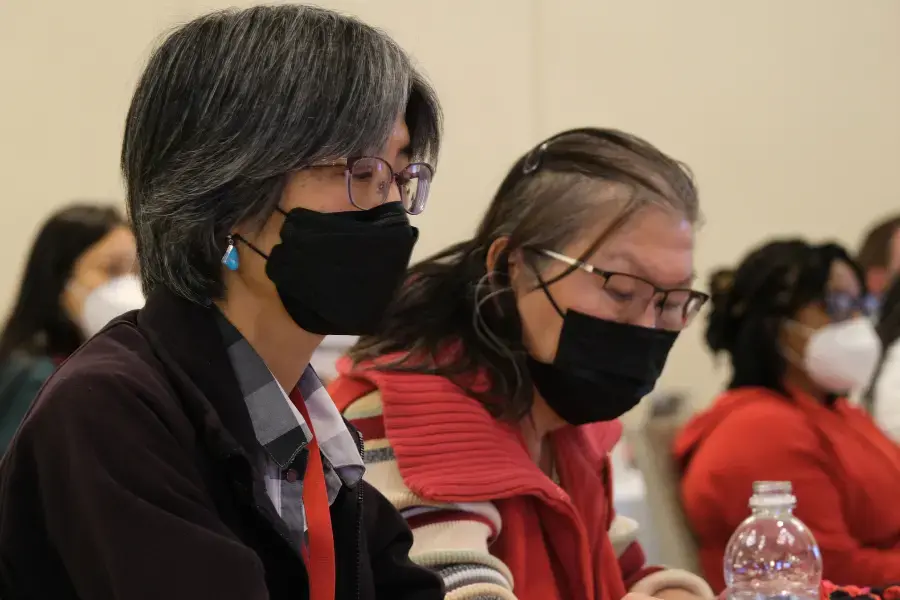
[216,312,365,491]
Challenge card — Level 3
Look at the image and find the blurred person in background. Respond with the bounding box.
[329,128,714,600]
[857,214,900,302]
[675,240,900,590]
[0,5,443,600]
[863,275,900,441]
[0,203,141,453]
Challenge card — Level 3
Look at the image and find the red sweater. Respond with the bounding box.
[674,386,900,591]
[330,359,711,600]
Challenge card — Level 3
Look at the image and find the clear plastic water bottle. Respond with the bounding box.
[723,481,823,600]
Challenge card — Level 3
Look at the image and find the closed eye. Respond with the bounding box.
[658,299,685,313]
[606,289,634,302]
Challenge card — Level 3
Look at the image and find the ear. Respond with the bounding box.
[487,237,534,293]
[486,236,510,273]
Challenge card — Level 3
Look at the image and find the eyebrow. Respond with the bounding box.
[673,273,697,288]
[375,142,411,166]
[600,249,696,288]
[826,288,861,297]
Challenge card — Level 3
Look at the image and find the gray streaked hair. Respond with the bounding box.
[122,4,442,303]
[350,128,698,421]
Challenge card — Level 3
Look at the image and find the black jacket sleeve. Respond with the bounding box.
[362,481,444,600]
[16,368,271,600]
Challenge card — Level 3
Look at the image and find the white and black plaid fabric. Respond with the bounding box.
[217,313,365,546]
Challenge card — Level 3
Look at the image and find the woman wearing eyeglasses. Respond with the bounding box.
[675,240,900,591]
[328,128,714,600]
[0,6,443,600]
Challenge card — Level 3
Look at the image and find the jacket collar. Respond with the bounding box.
[132,288,375,561]
[331,357,622,504]
[133,287,304,547]
[135,287,260,462]
[331,358,623,600]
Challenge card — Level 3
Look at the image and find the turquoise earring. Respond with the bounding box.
[222,236,239,271]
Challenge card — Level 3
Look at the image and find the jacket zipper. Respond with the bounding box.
[226,453,309,596]
[354,430,364,600]
[229,453,297,549]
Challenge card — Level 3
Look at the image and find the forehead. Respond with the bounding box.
[564,206,695,287]
[828,259,861,295]
[354,114,411,161]
[78,226,135,264]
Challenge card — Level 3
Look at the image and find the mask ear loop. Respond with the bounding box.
[523,251,566,319]
[231,234,270,260]
[225,204,290,264]
[472,272,517,357]
[471,259,524,397]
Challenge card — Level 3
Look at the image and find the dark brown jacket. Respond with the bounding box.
[0,288,443,600]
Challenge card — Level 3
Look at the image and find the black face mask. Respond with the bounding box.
[528,310,678,425]
[252,202,418,335]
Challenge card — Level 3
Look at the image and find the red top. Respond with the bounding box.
[674,386,900,590]
[329,359,660,600]
[288,388,336,600]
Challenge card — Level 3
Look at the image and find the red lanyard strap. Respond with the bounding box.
[289,389,336,600]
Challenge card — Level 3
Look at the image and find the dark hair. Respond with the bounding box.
[876,277,900,350]
[123,5,442,304]
[0,204,124,362]
[706,239,865,394]
[857,215,900,271]
[863,275,900,411]
[350,127,698,420]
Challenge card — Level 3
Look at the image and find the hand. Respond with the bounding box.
[622,590,705,600]
[622,590,668,600]
[623,593,665,600]
[653,588,707,600]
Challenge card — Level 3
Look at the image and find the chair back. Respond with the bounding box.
[624,405,701,573]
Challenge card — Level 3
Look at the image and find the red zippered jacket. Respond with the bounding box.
[330,357,712,600]
[675,386,900,590]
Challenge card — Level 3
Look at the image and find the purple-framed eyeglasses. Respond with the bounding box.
[308,156,434,215]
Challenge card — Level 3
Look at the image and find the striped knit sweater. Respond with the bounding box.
[332,368,713,600]
[345,390,515,598]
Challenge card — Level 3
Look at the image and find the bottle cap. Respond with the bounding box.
[749,480,796,509]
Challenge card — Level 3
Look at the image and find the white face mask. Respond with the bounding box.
[799,316,882,394]
[79,274,146,338]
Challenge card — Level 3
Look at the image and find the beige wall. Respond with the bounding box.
[1,0,899,408]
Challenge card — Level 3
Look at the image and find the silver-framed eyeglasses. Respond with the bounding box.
[308,156,434,215]
[532,247,710,331]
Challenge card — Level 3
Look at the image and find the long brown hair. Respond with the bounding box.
[864,275,900,411]
[350,128,699,420]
